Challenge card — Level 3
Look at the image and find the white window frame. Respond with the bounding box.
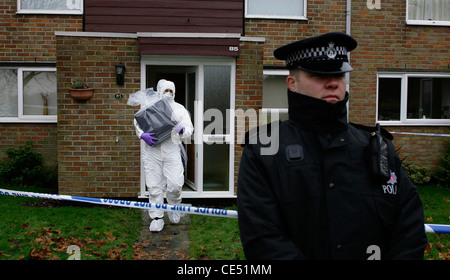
[17,0,83,15]
[245,0,307,20]
[262,69,289,118]
[0,67,57,123]
[139,56,236,199]
[406,0,450,26]
[377,72,450,126]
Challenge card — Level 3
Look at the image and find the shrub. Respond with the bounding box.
[402,162,432,185]
[0,142,57,190]
[433,140,450,188]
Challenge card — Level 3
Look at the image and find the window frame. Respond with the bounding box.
[140,55,237,198]
[406,0,450,26]
[376,72,450,126]
[0,67,57,123]
[16,0,84,15]
[245,0,307,20]
[262,69,289,119]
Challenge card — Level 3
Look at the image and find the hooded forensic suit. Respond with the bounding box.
[133,80,193,231]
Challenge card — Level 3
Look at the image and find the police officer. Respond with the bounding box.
[237,32,427,260]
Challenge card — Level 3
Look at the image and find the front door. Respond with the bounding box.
[140,57,235,198]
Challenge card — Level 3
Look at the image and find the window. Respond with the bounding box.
[17,0,83,15]
[407,0,450,26]
[245,0,307,20]
[262,70,289,122]
[0,67,57,123]
[377,73,450,125]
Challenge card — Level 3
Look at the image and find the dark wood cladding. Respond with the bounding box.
[139,37,240,56]
[84,0,244,34]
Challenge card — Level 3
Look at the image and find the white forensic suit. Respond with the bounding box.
[134,80,193,232]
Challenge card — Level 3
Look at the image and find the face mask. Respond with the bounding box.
[163,91,174,102]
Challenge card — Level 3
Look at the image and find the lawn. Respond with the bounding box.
[188,205,244,260]
[418,185,450,260]
[0,184,448,260]
[0,186,142,260]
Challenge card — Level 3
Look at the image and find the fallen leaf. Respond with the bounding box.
[0,251,11,257]
[86,248,102,256]
[94,239,107,247]
[107,248,125,260]
[30,246,53,260]
[438,252,450,260]
[104,232,116,242]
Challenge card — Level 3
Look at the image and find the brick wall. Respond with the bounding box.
[56,35,263,197]
[0,124,58,168]
[350,0,450,169]
[350,0,450,126]
[0,0,82,169]
[245,0,450,169]
[56,35,141,197]
[245,0,348,67]
[234,39,265,191]
[385,126,449,169]
[0,0,82,62]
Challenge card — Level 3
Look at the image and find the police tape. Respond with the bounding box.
[2,188,450,234]
[0,188,238,219]
[424,224,450,234]
[391,132,450,137]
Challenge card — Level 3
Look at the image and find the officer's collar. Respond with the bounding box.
[287,89,349,134]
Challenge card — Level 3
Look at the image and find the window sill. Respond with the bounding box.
[406,20,450,27]
[245,15,308,21]
[16,10,83,15]
[0,117,57,124]
[378,120,450,127]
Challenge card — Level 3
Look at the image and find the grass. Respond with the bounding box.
[418,184,450,260]
[0,185,448,260]
[188,205,245,260]
[0,186,142,260]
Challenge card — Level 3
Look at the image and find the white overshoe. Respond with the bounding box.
[168,212,181,223]
[149,218,164,232]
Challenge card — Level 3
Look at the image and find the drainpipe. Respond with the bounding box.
[346,0,352,36]
[345,0,352,119]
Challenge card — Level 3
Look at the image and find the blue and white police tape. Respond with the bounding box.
[0,188,238,219]
[424,224,450,234]
[2,188,450,234]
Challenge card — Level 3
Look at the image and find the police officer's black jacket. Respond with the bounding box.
[237,89,427,260]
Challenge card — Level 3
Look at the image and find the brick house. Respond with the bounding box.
[1,0,449,199]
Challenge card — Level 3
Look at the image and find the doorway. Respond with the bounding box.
[140,57,236,198]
